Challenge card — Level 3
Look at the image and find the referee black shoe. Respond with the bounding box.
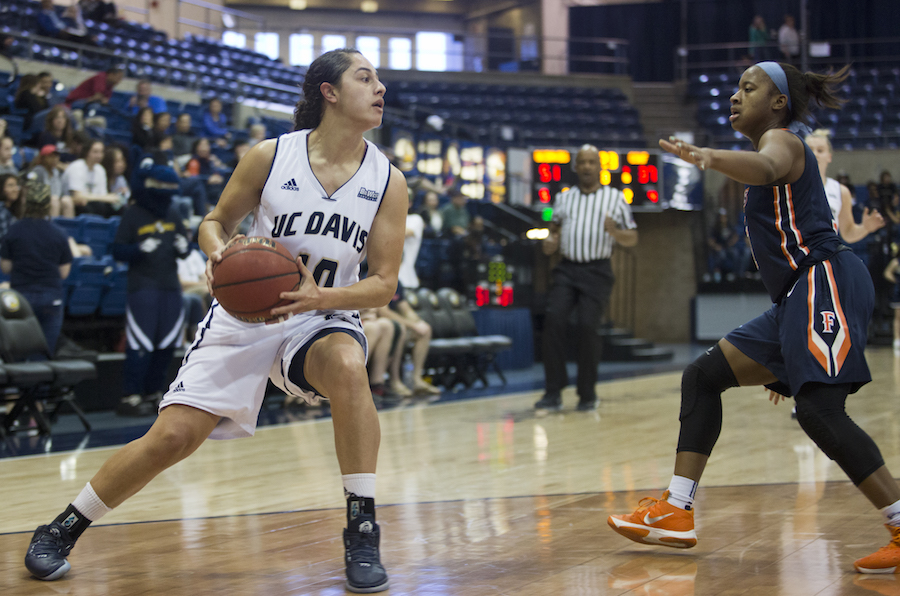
[344,518,389,593]
[24,523,75,581]
[534,393,562,411]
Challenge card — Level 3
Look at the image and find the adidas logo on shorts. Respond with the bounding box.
[281,178,299,191]
[173,381,185,393]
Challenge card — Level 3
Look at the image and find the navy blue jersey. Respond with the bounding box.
[743,132,844,303]
[0,219,72,292]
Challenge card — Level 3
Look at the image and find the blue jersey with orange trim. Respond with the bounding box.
[743,132,844,303]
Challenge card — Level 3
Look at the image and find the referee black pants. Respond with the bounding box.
[542,258,614,401]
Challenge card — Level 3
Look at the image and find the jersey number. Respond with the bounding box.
[299,254,338,288]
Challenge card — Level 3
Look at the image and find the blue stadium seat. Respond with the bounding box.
[80,215,120,257]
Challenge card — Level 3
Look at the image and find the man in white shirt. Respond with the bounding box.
[778,14,800,63]
[398,195,424,289]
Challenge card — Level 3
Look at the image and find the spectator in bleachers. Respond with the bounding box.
[62,138,122,217]
[37,0,95,45]
[705,208,741,283]
[177,242,210,343]
[877,171,898,209]
[884,248,900,356]
[748,15,770,62]
[359,308,399,401]
[0,174,22,237]
[0,119,7,140]
[61,130,89,165]
[376,283,441,396]
[26,145,75,218]
[102,146,130,206]
[229,139,250,169]
[418,190,443,238]
[440,190,470,238]
[128,79,167,115]
[201,98,230,147]
[777,14,800,64]
[0,179,72,354]
[0,136,18,176]
[184,137,226,206]
[399,192,424,290]
[131,107,155,150]
[152,111,172,141]
[14,74,49,131]
[32,105,73,155]
[171,113,196,159]
[247,123,267,147]
[78,0,118,24]
[111,152,190,416]
[64,66,124,109]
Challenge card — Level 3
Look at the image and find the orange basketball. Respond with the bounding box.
[212,237,300,322]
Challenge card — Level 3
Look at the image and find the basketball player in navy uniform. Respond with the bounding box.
[608,61,900,574]
[25,48,406,593]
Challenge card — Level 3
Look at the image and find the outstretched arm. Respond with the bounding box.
[659,130,803,186]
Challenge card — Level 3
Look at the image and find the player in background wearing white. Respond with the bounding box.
[24,48,406,594]
[805,128,884,243]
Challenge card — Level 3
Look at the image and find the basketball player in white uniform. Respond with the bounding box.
[25,49,406,594]
[806,128,884,242]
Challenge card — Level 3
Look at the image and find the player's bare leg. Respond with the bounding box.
[25,405,221,580]
[305,332,389,593]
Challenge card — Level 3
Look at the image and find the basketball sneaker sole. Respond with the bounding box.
[29,560,70,581]
[607,516,697,548]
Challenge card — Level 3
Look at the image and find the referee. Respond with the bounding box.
[536,144,638,411]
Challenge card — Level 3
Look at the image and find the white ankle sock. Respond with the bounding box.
[342,474,376,499]
[666,475,698,511]
[72,482,113,522]
[881,499,900,527]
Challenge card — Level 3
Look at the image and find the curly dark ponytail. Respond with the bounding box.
[292,48,361,131]
[781,62,850,125]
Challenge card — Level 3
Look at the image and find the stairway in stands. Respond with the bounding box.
[599,327,674,362]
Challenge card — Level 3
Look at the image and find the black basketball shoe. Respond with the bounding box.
[25,522,75,580]
[344,518,389,593]
[534,393,562,411]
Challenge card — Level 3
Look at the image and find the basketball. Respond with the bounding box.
[212,237,301,322]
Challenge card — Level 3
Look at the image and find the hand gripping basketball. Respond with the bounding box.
[211,237,301,323]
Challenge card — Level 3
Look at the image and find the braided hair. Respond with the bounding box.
[293,48,361,131]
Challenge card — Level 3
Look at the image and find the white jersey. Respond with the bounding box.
[160,130,392,440]
[824,177,842,231]
[250,129,391,297]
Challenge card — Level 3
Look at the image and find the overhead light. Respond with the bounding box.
[360,0,378,12]
[289,0,307,9]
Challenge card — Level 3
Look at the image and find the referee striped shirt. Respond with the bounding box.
[553,185,637,262]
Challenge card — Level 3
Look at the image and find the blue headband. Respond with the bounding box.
[756,61,792,112]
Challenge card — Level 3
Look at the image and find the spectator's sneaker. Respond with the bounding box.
[576,399,599,411]
[344,518,389,593]
[533,394,562,411]
[25,523,75,581]
[607,490,697,548]
[855,525,900,574]
[115,394,156,417]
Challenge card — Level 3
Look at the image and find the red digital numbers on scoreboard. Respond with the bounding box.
[538,188,552,203]
[538,163,562,183]
[637,165,658,184]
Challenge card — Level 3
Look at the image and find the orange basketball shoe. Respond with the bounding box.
[607,491,697,549]
[855,525,900,574]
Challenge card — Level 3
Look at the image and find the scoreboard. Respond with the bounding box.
[531,149,662,218]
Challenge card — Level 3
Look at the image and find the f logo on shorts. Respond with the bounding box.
[820,310,837,333]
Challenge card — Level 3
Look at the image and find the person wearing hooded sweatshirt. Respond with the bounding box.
[111,151,190,416]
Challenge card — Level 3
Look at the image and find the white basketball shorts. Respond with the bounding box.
[159,301,367,440]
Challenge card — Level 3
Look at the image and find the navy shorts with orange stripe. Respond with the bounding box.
[725,250,873,397]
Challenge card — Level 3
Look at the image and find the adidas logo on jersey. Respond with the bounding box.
[357,187,380,202]
[173,381,185,393]
[281,178,299,191]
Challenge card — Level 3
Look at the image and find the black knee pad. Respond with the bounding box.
[679,344,738,421]
[795,383,885,485]
[676,344,739,456]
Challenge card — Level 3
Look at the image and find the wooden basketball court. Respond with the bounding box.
[3,348,900,595]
